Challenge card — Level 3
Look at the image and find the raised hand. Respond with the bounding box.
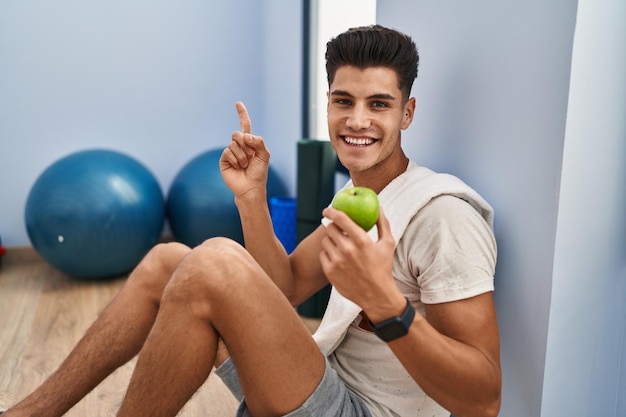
[220,102,271,199]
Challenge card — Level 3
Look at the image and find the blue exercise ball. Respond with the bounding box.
[25,149,165,279]
[166,148,288,247]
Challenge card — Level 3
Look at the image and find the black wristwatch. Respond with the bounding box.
[368,297,415,342]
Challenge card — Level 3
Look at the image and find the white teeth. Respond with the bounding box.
[344,136,374,146]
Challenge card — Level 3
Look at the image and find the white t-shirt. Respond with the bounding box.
[328,194,497,416]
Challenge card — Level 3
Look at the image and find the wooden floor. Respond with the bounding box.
[0,248,321,416]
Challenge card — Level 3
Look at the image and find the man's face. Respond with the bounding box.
[327,65,414,176]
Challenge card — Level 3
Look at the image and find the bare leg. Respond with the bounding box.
[117,238,326,417]
[4,243,190,417]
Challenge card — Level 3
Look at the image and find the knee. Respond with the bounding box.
[193,237,251,274]
[160,238,253,310]
[126,242,191,302]
[197,236,248,261]
[179,237,251,287]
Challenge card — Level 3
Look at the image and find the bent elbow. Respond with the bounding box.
[475,389,501,417]
[457,386,501,417]
[484,397,501,417]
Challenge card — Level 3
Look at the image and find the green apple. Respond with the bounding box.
[331,186,379,231]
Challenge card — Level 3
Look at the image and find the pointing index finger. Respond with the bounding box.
[236,101,252,134]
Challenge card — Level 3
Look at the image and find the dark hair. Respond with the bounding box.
[325,25,419,99]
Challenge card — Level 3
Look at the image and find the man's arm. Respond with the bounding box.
[385,293,501,417]
[220,102,328,305]
[321,205,501,417]
[236,190,329,306]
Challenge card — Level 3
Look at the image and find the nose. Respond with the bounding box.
[346,103,371,130]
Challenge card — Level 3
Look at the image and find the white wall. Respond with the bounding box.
[307,0,376,140]
[379,1,626,416]
[0,0,302,247]
[543,0,626,415]
[377,1,576,416]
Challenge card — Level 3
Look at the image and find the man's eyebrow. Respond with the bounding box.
[330,90,397,101]
[330,89,354,97]
[368,93,397,101]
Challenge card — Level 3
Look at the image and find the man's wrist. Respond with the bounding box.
[368,297,415,342]
[234,189,267,209]
[364,293,408,324]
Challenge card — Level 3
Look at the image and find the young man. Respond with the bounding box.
[4,25,501,417]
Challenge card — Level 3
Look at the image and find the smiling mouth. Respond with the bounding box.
[343,136,376,146]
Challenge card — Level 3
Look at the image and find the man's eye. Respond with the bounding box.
[372,101,388,108]
[336,99,351,105]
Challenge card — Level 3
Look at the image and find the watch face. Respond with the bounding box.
[371,298,415,342]
[375,319,408,342]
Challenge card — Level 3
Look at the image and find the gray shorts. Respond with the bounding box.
[215,357,372,417]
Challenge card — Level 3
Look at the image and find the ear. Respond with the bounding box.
[400,97,416,130]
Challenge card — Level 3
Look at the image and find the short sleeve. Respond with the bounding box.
[395,195,497,305]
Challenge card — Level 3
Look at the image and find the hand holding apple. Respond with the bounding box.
[331,186,380,231]
[321,189,398,312]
